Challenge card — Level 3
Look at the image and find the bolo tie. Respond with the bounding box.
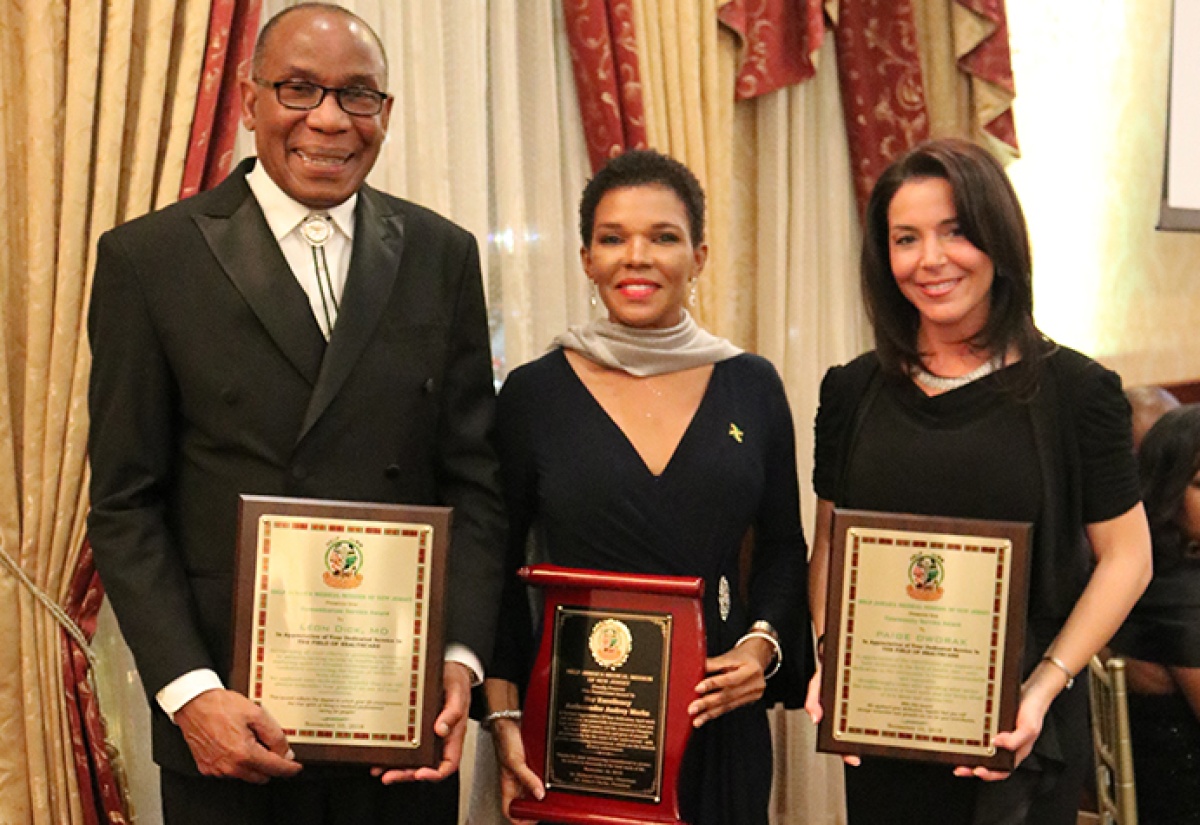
[301,213,338,337]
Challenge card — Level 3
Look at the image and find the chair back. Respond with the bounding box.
[1087,656,1138,825]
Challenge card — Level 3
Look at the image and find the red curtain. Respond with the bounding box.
[62,542,122,825]
[955,0,1018,153]
[833,0,930,215]
[181,0,262,198]
[65,3,262,822]
[718,0,826,100]
[562,0,649,173]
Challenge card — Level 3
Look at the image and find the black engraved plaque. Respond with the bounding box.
[545,606,672,801]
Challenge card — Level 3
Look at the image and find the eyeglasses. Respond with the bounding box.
[258,79,390,117]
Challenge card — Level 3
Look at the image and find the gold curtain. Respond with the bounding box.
[630,0,752,345]
[912,0,1018,162]
[628,6,864,824]
[0,1,210,822]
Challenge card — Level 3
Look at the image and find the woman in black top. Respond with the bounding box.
[807,139,1152,824]
[1110,404,1200,824]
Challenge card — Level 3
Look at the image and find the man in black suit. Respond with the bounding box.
[86,4,505,822]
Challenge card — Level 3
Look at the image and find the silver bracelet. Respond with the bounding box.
[736,630,783,679]
[1041,655,1075,690]
[482,708,523,730]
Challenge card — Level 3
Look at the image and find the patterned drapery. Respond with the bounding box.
[718,0,826,100]
[955,0,1018,156]
[66,2,258,821]
[832,0,930,213]
[562,0,648,172]
[181,0,261,198]
[832,0,1019,214]
[62,545,122,825]
[0,0,215,820]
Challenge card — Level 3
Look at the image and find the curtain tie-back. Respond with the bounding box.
[0,543,96,668]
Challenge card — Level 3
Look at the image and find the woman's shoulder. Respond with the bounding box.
[819,351,881,401]
[1039,343,1129,414]
[1042,343,1122,387]
[502,347,567,383]
[718,351,780,380]
[716,353,796,403]
[498,348,570,405]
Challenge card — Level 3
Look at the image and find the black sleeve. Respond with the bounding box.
[488,365,540,685]
[87,228,216,694]
[745,361,813,705]
[435,233,509,668]
[1071,358,1141,524]
[813,354,878,503]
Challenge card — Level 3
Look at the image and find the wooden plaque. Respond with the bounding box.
[231,495,449,767]
[817,509,1031,771]
[510,564,705,825]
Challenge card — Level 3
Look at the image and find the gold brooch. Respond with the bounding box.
[728,423,743,443]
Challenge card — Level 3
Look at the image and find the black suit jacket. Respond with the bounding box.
[87,159,506,774]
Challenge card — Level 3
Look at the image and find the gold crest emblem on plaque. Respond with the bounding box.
[322,538,365,589]
[589,618,633,670]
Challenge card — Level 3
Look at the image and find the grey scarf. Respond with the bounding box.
[553,311,742,377]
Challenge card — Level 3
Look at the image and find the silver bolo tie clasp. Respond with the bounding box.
[301,213,333,247]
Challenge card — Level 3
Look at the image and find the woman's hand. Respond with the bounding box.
[490,717,544,825]
[803,668,823,724]
[803,667,860,766]
[953,661,1058,781]
[688,639,770,727]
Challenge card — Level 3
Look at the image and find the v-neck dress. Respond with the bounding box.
[492,348,810,825]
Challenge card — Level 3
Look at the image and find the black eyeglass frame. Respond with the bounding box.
[256,79,392,117]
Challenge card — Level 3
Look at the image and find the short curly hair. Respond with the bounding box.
[578,149,706,247]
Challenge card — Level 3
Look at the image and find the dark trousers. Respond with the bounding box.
[160,768,459,825]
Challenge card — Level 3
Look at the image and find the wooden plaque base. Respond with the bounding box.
[509,564,705,825]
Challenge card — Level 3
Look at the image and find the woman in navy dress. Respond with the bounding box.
[483,150,811,825]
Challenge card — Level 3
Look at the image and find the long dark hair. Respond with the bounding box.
[860,138,1045,380]
[1138,404,1200,571]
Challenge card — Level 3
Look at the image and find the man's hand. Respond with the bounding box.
[375,662,472,784]
[174,689,302,784]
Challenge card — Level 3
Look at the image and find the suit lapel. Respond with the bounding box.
[298,187,406,442]
[193,169,326,386]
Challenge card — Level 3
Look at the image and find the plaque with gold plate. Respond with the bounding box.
[230,495,449,767]
[817,509,1032,771]
[509,564,705,825]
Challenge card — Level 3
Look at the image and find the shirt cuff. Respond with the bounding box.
[445,643,484,686]
[156,669,224,722]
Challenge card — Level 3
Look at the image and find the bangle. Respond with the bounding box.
[1041,655,1075,690]
[737,630,783,679]
[482,709,522,730]
[750,620,779,638]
